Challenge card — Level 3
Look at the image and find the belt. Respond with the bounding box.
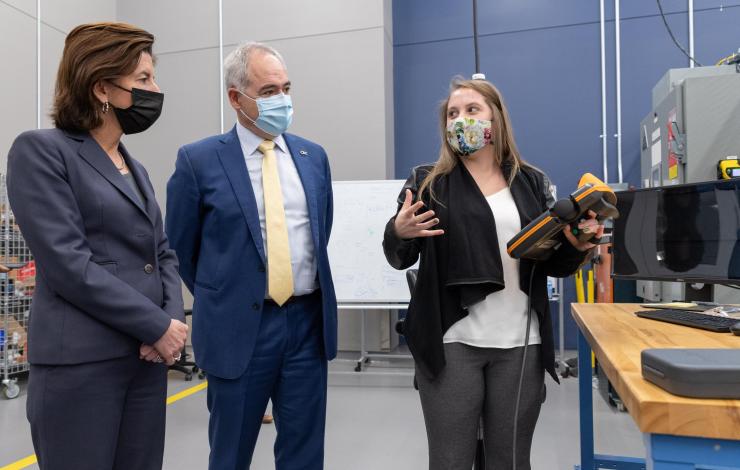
[263,289,321,308]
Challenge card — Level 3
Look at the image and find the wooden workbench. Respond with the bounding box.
[571,302,740,469]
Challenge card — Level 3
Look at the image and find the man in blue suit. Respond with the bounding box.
[166,42,337,470]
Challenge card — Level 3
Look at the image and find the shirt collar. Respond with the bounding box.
[236,121,288,156]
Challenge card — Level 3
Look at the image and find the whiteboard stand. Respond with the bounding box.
[336,283,562,374]
[337,303,411,372]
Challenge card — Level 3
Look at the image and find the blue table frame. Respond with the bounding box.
[576,329,740,470]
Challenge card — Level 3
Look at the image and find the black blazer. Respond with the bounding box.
[383,164,588,381]
[7,128,184,365]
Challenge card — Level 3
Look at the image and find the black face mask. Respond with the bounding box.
[109,83,164,134]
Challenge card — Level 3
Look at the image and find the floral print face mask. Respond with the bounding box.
[445,117,492,156]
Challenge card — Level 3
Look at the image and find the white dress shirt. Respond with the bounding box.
[443,187,541,348]
[236,122,318,297]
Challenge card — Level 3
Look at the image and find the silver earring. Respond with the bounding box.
[102,101,110,113]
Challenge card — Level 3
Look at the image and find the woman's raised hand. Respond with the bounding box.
[393,189,445,240]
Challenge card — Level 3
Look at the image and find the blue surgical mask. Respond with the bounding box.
[238,91,293,136]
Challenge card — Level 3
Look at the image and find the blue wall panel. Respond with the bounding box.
[393,38,476,178]
[474,0,600,35]
[613,11,690,187]
[476,24,603,194]
[694,5,740,65]
[393,0,472,45]
[619,0,691,18]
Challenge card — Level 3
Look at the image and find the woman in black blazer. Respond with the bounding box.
[383,77,603,470]
[7,23,187,470]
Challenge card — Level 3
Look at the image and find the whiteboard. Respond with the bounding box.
[328,180,417,304]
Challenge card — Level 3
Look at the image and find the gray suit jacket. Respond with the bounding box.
[7,128,184,365]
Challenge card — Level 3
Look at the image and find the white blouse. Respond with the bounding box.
[443,187,542,348]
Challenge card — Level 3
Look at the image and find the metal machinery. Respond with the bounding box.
[638,65,740,304]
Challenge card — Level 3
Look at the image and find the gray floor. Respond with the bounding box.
[0,355,645,470]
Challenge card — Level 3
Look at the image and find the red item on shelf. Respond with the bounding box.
[17,261,35,281]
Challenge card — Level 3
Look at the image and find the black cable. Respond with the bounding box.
[472,0,480,74]
[512,264,537,470]
[656,0,703,67]
[721,283,740,290]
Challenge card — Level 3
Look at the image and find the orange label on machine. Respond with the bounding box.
[667,110,679,180]
[668,153,679,179]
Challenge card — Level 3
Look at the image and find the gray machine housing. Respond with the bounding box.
[641,348,740,399]
[637,66,740,304]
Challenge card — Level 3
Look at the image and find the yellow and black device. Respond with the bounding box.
[507,173,619,261]
[718,158,740,180]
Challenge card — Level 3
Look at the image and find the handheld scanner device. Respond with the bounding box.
[718,157,740,179]
[506,173,619,261]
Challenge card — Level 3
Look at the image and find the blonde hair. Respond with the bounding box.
[418,76,526,201]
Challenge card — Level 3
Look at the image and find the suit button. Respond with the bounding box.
[252,303,260,310]
[258,266,265,273]
[144,264,154,274]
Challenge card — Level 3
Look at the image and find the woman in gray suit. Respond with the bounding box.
[7,23,187,470]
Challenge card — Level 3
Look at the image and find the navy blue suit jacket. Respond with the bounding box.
[166,126,337,379]
[6,129,184,365]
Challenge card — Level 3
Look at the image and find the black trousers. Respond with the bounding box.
[27,354,168,470]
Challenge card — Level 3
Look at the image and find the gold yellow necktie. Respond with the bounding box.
[258,140,294,306]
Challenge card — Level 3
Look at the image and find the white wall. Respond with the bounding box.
[116,0,394,197]
[1,0,395,352]
[0,1,38,172]
[0,0,119,172]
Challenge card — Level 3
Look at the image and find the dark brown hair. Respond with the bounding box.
[52,22,155,132]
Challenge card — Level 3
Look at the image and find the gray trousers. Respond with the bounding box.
[416,342,545,470]
[27,354,167,470]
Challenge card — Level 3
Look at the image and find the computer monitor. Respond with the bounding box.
[612,179,740,283]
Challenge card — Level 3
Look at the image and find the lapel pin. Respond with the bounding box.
[299,150,308,156]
